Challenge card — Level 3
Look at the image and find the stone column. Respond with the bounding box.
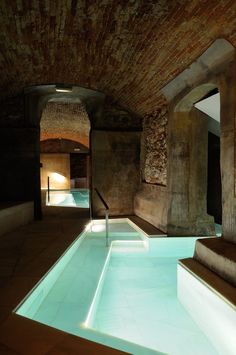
[220,62,236,242]
[167,108,215,235]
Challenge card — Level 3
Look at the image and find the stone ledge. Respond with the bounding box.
[194,237,236,287]
[179,257,236,308]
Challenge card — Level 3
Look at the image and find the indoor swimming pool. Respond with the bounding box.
[15,219,220,354]
[46,189,89,208]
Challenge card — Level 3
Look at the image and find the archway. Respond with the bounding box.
[39,98,91,209]
[23,84,142,221]
[168,84,218,235]
[162,38,236,238]
[24,84,105,218]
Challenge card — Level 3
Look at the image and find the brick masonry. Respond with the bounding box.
[92,97,142,130]
[0,1,236,116]
[40,101,90,147]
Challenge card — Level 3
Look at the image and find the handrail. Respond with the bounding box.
[94,188,109,247]
[94,188,109,210]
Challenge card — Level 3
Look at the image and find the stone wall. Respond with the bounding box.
[134,183,168,232]
[134,105,168,232]
[167,108,214,235]
[162,39,235,238]
[91,131,140,216]
[142,106,167,185]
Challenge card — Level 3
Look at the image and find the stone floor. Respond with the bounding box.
[0,206,127,354]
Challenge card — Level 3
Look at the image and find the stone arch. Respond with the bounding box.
[23,84,105,218]
[161,38,236,237]
[174,84,218,112]
[24,84,142,220]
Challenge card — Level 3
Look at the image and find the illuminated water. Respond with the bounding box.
[90,240,218,354]
[46,189,89,208]
[15,220,218,354]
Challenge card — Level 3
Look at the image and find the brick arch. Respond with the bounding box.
[40,138,89,153]
[40,132,89,148]
[23,84,105,218]
[40,99,91,149]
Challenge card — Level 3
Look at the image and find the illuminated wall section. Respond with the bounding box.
[40,153,70,190]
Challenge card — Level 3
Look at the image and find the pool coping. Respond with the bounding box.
[0,211,129,354]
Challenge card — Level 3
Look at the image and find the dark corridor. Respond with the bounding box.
[207,132,222,224]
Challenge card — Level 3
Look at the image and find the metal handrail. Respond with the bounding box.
[94,188,109,247]
[94,188,109,210]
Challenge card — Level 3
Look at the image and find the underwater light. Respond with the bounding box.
[91,224,106,232]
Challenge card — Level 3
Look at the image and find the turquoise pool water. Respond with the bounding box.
[15,220,218,355]
[47,189,89,208]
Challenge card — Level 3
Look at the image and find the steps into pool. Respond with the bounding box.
[111,240,147,254]
[87,220,144,240]
[194,237,236,287]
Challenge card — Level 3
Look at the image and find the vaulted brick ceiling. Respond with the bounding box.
[40,101,90,146]
[0,0,235,116]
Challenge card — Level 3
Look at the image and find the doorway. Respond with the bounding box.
[40,99,91,209]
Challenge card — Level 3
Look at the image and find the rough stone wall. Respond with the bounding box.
[134,102,168,232]
[142,105,168,186]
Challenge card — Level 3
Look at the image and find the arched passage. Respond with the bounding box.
[168,84,218,235]
[162,38,236,238]
[23,84,105,218]
[23,84,142,220]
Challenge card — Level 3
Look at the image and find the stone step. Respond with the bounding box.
[194,237,236,287]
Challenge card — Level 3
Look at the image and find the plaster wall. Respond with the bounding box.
[40,154,70,190]
[91,130,140,216]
